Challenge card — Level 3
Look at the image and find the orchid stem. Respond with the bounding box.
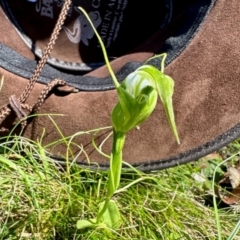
[96,130,126,223]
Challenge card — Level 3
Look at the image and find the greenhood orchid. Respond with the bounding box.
[77,7,180,230]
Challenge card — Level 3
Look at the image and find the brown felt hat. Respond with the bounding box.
[0,0,238,170]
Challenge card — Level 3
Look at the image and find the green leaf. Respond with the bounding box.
[76,219,96,229]
[98,200,122,229]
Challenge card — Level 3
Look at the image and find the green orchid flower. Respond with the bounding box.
[111,64,179,144]
[112,72,158,133]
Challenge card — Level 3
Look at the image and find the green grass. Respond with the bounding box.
[0,135,240,239]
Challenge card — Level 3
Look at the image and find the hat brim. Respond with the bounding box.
[0,0,239,171]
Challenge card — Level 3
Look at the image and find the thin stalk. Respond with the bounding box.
[96,130,126,223]
[144,53,167,72]
[78,7,120,88]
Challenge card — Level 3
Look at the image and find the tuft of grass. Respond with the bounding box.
[0,135,239,239]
